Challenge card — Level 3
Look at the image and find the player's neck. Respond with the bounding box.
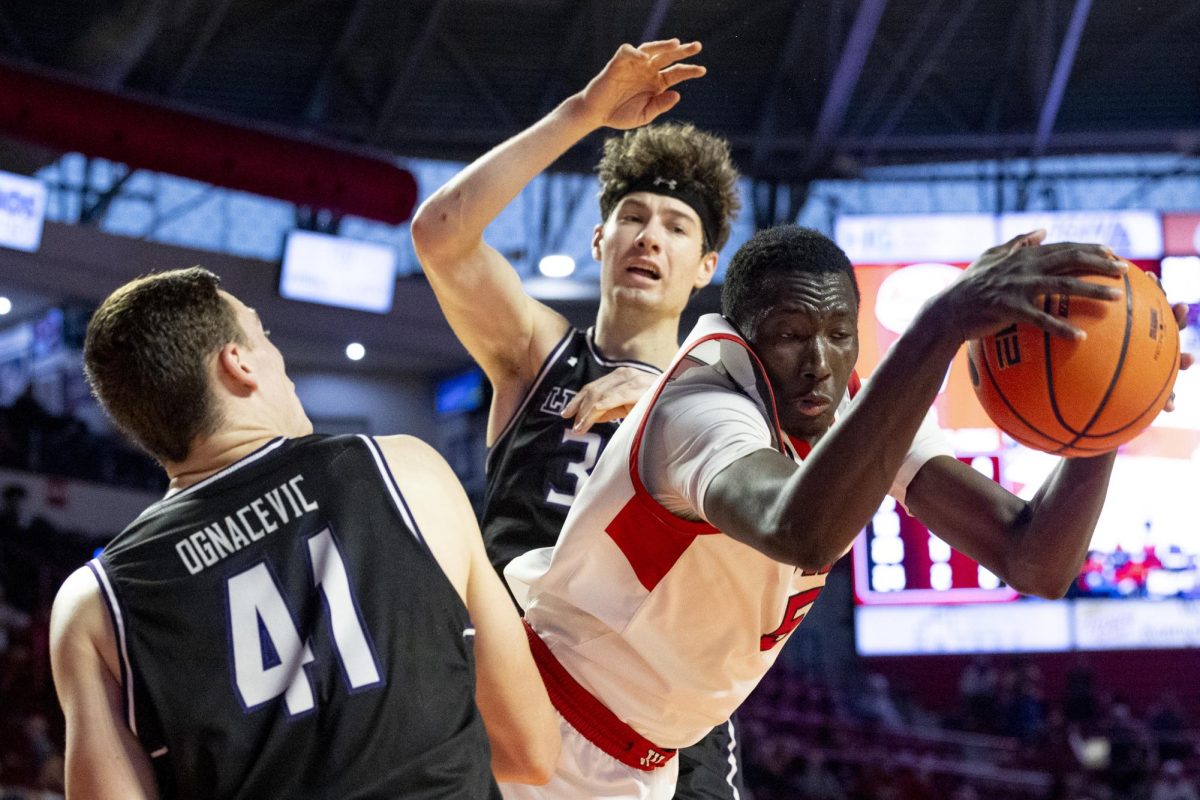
[593,304,681,369]
[163,428,285,493]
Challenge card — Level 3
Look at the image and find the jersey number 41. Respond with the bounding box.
[225,527,382,716]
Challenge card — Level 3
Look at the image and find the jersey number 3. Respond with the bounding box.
[226,528,381,715]
[546,429,602,508]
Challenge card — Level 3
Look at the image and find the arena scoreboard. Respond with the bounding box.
[840,212,1200,655]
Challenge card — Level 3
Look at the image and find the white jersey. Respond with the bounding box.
[507,314,950,749]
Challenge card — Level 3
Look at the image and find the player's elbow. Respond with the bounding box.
[771,515,849,573]
[1006,569,1072,600]
[411,191,470,267]
[1000,555,1074,600]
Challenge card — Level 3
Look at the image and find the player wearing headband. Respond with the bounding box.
[412,39,746,800]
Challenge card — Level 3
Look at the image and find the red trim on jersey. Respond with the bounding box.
[605,495,714,591]
[629,333,788,500]
[788,436,813,459]
[523,622,676,771]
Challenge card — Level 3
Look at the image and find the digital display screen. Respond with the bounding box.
[847,253,1200,655]
[279,230,397,314]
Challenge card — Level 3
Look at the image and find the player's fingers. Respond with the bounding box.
[1022,307,1085,341]
[572,403,605,433]
[1037,240,1111,254]
[1173,302,1189,329]
[642,90,681,119]
[614,43,646,61]
[1037,248,1126,277]
[659,63,706,87]
[560,392,583,419]
[1180,352,1196,371]
[642,39,701,60]
[638,38,683,54]
[1034,276,1123,301]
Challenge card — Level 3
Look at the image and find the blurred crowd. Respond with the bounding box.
[0,498,75,799]
[740,655,1199,800]
[0,391,164,492]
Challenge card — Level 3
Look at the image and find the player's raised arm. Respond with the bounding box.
[51,568,159,800]
[410,40,705,401]
[375,436,559,784]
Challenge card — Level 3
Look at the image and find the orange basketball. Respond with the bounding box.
[967,264,1180,457]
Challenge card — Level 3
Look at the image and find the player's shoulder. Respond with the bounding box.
[370,436,461,497]
[53,565,102,618]
[657,364,763,418]
[371,434,442,465]
[50,566,109,660]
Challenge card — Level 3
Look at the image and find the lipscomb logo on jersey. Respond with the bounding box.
[540,387,577,416]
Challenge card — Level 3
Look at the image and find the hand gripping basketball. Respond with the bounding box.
[966,253,1185,456]
[942,229,1127,343]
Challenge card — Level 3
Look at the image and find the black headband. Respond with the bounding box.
[622,175,720,253]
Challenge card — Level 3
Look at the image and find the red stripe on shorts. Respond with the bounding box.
[523,621,676,771]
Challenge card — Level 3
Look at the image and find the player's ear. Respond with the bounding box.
[591,224,604,262]
[693,251,718,289]
[216,342,258,396]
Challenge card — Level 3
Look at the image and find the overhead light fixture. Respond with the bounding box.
[538,254,575,278]
[345,342,365,361]
[0,297,10,315]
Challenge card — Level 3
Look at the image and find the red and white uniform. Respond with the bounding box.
[503,314,950,798]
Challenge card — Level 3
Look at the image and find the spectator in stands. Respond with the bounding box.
[0,582,29,656]
[1064,657,1099,728]
[960,655,999,732]
[1104,702,1153,796]
[1147,693,1192,763]
[0,485,26,538]
[1149,761,1199,800]
[1001,660,1048,744]
[857,673,905,729]
[796,751,842,800]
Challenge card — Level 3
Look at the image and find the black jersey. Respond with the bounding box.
[92,434,499,800]
[481,327,660,575]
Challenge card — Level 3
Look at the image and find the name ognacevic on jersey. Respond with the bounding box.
[175,474,320,575]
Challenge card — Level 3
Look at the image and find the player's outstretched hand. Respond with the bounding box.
[1160,290,1194,412]
[575,39,706,131]
[561,367,657,433]
[941,229,1127,343]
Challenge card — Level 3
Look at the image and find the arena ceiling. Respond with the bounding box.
[0,0,1198,377]
[0,0,1198,187]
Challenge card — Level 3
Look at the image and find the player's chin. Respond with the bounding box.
[782,411,832,443]
[609,283,660,308]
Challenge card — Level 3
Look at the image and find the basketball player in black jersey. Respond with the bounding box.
[412,39,745,800]
[48,268,558,799]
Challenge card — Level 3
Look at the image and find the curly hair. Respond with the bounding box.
[721,225,860,335]
[596,122,741,253]
[84,267,247,464]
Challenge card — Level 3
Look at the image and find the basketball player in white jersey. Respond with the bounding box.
[412,39,749,797]
[502,225,1192,799]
